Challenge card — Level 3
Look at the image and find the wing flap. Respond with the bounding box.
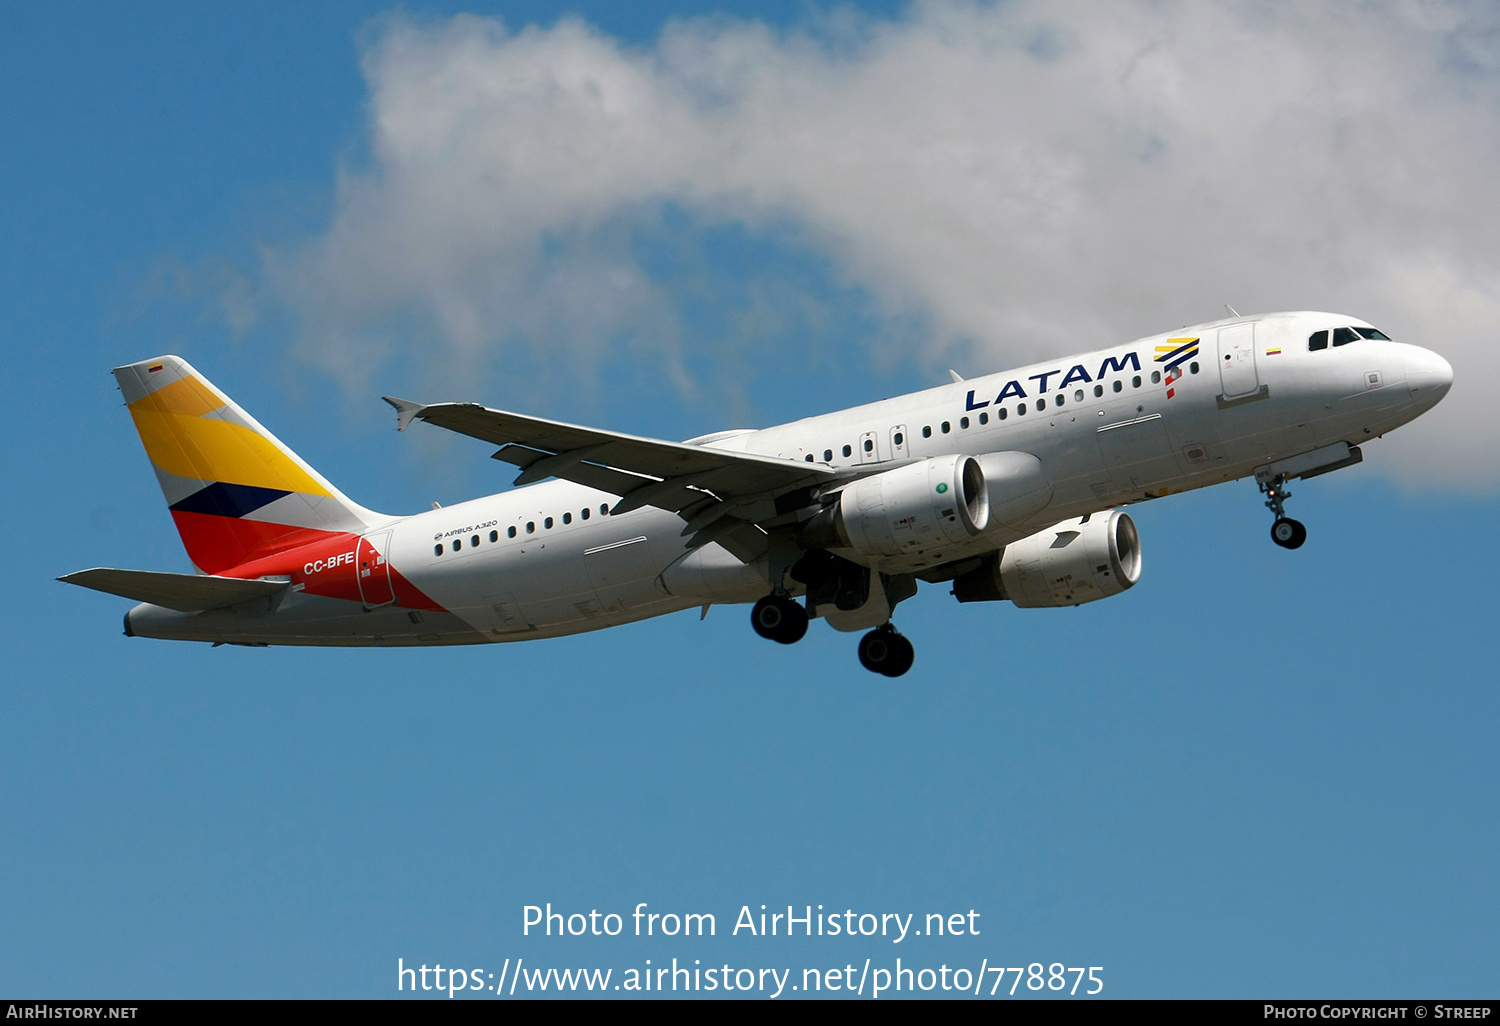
[59,568,288,612]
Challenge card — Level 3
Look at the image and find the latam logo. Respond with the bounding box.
[1155,338,1200,399]
[964,352,1143,410]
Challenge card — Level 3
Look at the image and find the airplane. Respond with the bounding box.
[62,311,1451,676]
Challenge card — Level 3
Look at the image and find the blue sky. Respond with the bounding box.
[3,0,1497,999]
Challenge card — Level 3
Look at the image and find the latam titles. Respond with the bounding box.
[966,352,1142,410]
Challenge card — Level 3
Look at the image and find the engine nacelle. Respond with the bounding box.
[976,451,1053,530]
[799,455,989,556]
[953,510,1141,607]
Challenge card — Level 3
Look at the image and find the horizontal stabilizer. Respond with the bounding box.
[58,568,287,612]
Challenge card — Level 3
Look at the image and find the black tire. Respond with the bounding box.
[884,634,915,677]
[1271,517,1308,550]
[751,595,808,644]
[858,627,912,676]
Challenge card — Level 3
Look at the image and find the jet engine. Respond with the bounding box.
[799,455,989,556]
[952,510,1141,607]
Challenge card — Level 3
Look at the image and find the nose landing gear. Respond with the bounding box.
[1271,517,1307,549]
[1262,476,1307,550]
[857,625,915,677]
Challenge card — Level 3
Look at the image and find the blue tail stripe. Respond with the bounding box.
[169,482,291,518]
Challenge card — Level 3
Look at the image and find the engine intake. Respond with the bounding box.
[953,510,1141,607]
[799,455,989,556]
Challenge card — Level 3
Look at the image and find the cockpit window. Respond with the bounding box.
[1332,327,1360,347]
[1354,326,1391,340]
[1308,330,1329,351]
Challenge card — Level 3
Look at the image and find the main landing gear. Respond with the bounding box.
[857,625,914,678]
[750,594,808,644]
[1261,476,1308,550]
[748,594,915,676]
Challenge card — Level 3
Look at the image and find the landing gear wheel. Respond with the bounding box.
[1271,517,1307,550]
[750,595,808,644]
[858,627,915,677]
[1262,476,1308,550]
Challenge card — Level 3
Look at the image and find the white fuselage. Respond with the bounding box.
[126,311,1451,646]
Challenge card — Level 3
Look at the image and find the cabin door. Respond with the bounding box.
[356,531,396,608]
[1217,323,1261,399]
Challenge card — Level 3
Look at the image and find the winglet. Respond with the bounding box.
[383,396,427,431]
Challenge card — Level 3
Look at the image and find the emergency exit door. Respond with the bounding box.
[889,424,909,460]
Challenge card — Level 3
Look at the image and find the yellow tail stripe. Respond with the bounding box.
[128,407,331,497]
[130,374,225,418]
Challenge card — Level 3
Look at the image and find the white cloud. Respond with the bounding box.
[266,0,1500,488]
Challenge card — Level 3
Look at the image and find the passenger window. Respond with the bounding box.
[526,522,535,534]
[508,526,517,537]
[941,421,951,433]
[452,540,461,552]
[1075,389,1084,402]
[1308,330,1329,351]
[921,426,931,438]
[959,417,969,429]
[1112,380,1123,393]
[470,535,479,547]
[434,544,443,557]
[1332,327,1359,347]
[545,517,553,529]
[978,413,988,425]
[563,512,572,524]
[863,438,874,452]
[600,504,609,515]
[1151,371,1161,384]
[489,530,498,543]
[998,407,1008,421]
[1018,403,1027,415]
[1054,393,1064,407]
[893,432,904,445]
[1093,384,1103,397]
[1036,397,1046,411]
[842,444,852,457]
[805,454,813,462]
[1132,375,1142,388]
[1355,326,1391,340]
[824,449,833,461]
[580,509,589,521]
[1190,362,1200,374]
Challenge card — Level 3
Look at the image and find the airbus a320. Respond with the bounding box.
[63,311,1452,676]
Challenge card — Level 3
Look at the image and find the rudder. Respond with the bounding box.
[115,356,382,574]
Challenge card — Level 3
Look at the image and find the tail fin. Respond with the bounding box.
[115,356,381,575]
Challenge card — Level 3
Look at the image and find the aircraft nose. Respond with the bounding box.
[1404,347,1453,411]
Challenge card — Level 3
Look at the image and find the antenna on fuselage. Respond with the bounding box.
[1225,304,1241,318]
[949,369,965,384]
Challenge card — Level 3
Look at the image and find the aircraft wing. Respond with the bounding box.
[59,568,288,612]
[383,397,838,552]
